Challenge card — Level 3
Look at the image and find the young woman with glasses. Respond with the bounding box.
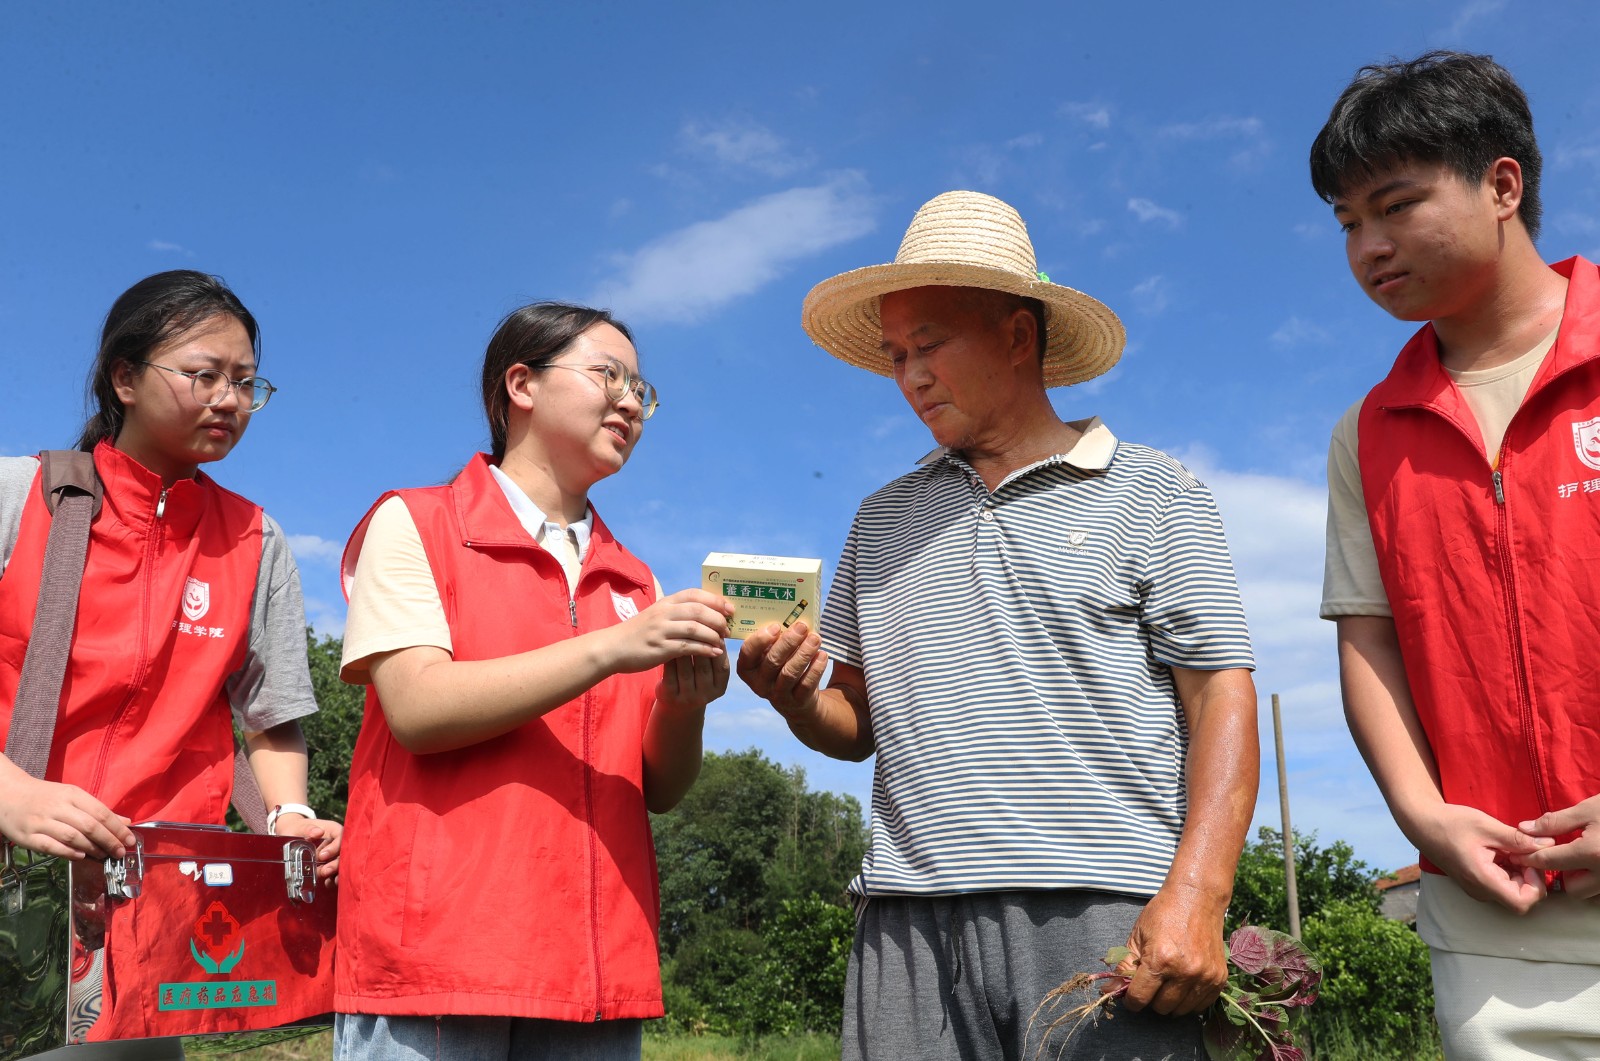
[335,301,732,1060]
[0,269,341,873]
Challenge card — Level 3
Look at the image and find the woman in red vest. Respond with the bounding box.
[335,302,732,1060]
[0,270,341,869]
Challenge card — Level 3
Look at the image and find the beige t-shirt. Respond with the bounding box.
[339,467,600,685]
[1320,328,1558,618]
[1419,873,1600,963]
[1322,327,1600,961]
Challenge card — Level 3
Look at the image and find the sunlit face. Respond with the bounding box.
[1332,160,1511,324]
[879,286,1019,452]
[113,315,256,480]
[524,321,645,484]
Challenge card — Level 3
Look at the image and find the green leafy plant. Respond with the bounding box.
[1030,926,1322,1061]
[1300,899,1434,1054]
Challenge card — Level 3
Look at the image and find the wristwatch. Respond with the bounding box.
[267,803,317,836]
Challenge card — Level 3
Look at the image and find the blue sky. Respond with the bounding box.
[6,1,1600,873]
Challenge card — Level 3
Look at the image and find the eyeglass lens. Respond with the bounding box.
[600,360,658,418]
[191,369,270,411]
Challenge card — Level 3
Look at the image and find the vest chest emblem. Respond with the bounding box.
[611,590,639,622]
[1572,416,1600,472]
[182,577,212,622]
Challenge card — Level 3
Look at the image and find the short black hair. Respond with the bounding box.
[1309,51,1542,239]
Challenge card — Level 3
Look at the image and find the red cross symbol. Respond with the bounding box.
[194,901,239,957]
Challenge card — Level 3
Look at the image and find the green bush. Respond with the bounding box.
[755,897,854,1036]
[652,750,867,956]
[660,898,855,1038]
[668,926,767,1035]
[300,628,364,821]
[1301,898,1436,1055]
[1227,827,1384,934]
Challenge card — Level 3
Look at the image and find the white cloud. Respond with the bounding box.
[1292,221,1328,240]
[705,699,795,743]
[868,415,913,440]
[1074,364,1122,397]
[958,132,1046,186]
[1552,212,1600,235]
[1129,274,1170,315]
[1127,198,1183,229]
[1444,0,1508,39]
[1176,452,1329,656]
[1174,453,1413,867]
[1157,115,1270,169]
[1554,139,1600,175]
[681,119,807,177]
[148,239,194,257]
[591,174,876,324]
[1270,315,1334,348]
[1059,101,1111,129]
[961,145,1008,187]
[287,533,343,566]
[1158,116,1264,140]
[303,596,347,639]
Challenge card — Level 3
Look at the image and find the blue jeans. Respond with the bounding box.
[334,1013,643,1061]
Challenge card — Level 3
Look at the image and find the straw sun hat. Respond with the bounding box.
[801,190,1125,387]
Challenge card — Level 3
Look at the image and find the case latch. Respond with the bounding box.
[105,834,144,900]
[284,839,316,903]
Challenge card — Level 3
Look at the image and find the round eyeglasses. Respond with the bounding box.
[529,356,658,420]
[136,360,277,412]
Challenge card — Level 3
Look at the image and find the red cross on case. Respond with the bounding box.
[193,900,241,963]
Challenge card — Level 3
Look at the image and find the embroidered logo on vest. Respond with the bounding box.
[1064,531,1089,549]
[1573,417,1600,472]
[611,590,639,622]
[182,577,211,621]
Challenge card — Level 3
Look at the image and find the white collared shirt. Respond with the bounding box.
[488,463,591,595]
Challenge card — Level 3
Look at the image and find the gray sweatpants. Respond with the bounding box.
[843,890,1202,1061]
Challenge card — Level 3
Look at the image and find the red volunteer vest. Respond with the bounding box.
[1358,256,1600,871]
[335,454,665,1021]
[0,441,262,825]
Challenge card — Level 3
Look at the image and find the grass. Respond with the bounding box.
[199,1019,1444,1060]
[643,1034,837,1060]
[189,1029,839,1060]
[1298,1011,1444,1061]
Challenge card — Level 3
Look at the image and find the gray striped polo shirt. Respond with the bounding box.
[822,417,1254,899]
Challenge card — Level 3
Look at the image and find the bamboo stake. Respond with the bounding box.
[1272,693,1302,939]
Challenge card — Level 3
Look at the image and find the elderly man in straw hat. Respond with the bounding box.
[738,191,1260,1060]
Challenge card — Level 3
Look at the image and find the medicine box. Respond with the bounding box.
[701,552,822,640]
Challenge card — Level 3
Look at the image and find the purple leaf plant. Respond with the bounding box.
[1027,925,1322,1061]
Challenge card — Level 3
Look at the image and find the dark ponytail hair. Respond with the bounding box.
[77,270,260,452]
[480,301,634,461]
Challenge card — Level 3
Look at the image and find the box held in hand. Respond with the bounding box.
[702,553,822,639]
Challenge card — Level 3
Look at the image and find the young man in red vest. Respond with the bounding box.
[1313,51,1600,1055]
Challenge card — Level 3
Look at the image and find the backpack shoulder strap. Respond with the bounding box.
[5,452,101,777]
[39,449,104,519]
